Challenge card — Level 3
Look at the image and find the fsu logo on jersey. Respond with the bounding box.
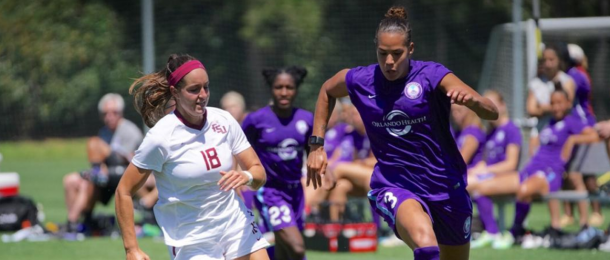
[404,82,423,99]
[212,123,227,134]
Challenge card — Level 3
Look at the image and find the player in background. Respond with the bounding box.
[220,91,257,211]
[307,6,498,260]
[526,44,576,157]
[221,91,249,124]
[116,54,269,260]
[242,66,312,260]
[467,90,522,249]
[561,43,603,227]
[452,104,486,169]
[493,89,598,249]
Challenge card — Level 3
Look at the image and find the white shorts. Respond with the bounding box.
[167,210,269,260]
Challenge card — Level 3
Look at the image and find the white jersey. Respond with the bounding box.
[528,71,573,105]
[132,107,251,247]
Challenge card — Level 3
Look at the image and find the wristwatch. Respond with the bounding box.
[308,136,325,146]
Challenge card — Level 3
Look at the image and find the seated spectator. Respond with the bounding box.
[527,43,576,157]
[468,90,522,249]
[452,104,486,169]
[221,91,248,124]
[62,93,143,238]
[306,104,375,221]
[326,105,374,222]
[494,89,598,249]
[561,43,602,227]
[304,100,348,210]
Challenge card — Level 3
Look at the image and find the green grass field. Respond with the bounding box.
[0,139,609,259]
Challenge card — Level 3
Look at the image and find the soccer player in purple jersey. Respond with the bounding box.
[467,90,522,249]
[493,89,598,249]
[561,43,602,228]
[452,104,486,169]
[242,66,313,260]
[307,6,498,260]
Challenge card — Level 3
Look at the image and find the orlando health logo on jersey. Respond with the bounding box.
[540,121,564,145]
[370,81,427,137]
[485,130,505,160]
[372,110,426,137]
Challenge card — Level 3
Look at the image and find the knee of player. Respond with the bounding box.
[63,173,82,187]
[515,186,530,202]
[287,241,306,257]
[334,179,352,193]
[410,226,437,247]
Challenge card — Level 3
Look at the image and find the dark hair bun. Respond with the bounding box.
[385,6,407,20]
[262,66,308,87]
[286,66,308,86]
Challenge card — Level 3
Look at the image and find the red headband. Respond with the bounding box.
[167,60,206,86]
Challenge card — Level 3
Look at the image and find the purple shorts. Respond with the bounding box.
[520,164,562,192]
[241,189,256,210]
[367,187,472,246]
[255,182,304,232]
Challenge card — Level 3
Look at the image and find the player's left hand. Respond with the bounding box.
[447,90,476,107]
[218,170,249,191]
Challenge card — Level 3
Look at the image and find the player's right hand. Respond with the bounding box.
[307,144,328,190]
[595,121,610,139]
[126,248,150,260]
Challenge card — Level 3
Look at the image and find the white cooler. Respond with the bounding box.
[0,172,20,197]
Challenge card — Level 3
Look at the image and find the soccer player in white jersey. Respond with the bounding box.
[115,54,270,260]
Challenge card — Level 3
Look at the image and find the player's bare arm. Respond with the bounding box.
[440,73,498,120]
[115,163,152,260]
[218,147,266,191]
[307,69,350,189]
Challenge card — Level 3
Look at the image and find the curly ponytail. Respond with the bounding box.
[129,54,196,127]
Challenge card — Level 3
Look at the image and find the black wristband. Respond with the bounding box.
[308,136,325,146]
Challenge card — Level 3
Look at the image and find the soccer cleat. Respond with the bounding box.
[521,234,544,249]
[599,237,610,252]
[62,231,85,241]
[491,232,515,250]
[470,231,496,249]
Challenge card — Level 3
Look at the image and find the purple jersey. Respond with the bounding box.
[568,67,595,126]
[345,61,466,201]
[456,126,486,168]
[324,123,349,157]
[484,121,522,166]
[242,106,313,184]
[529,114,588,170]
[337,131,371,162]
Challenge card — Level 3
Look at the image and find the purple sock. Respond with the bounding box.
[414,246,440,260]
[511,201,531,236]
[370,206,381,228]
[475,196,499,234]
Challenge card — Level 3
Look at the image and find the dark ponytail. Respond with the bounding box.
[129,54,196,127]
[375,6,412,46]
